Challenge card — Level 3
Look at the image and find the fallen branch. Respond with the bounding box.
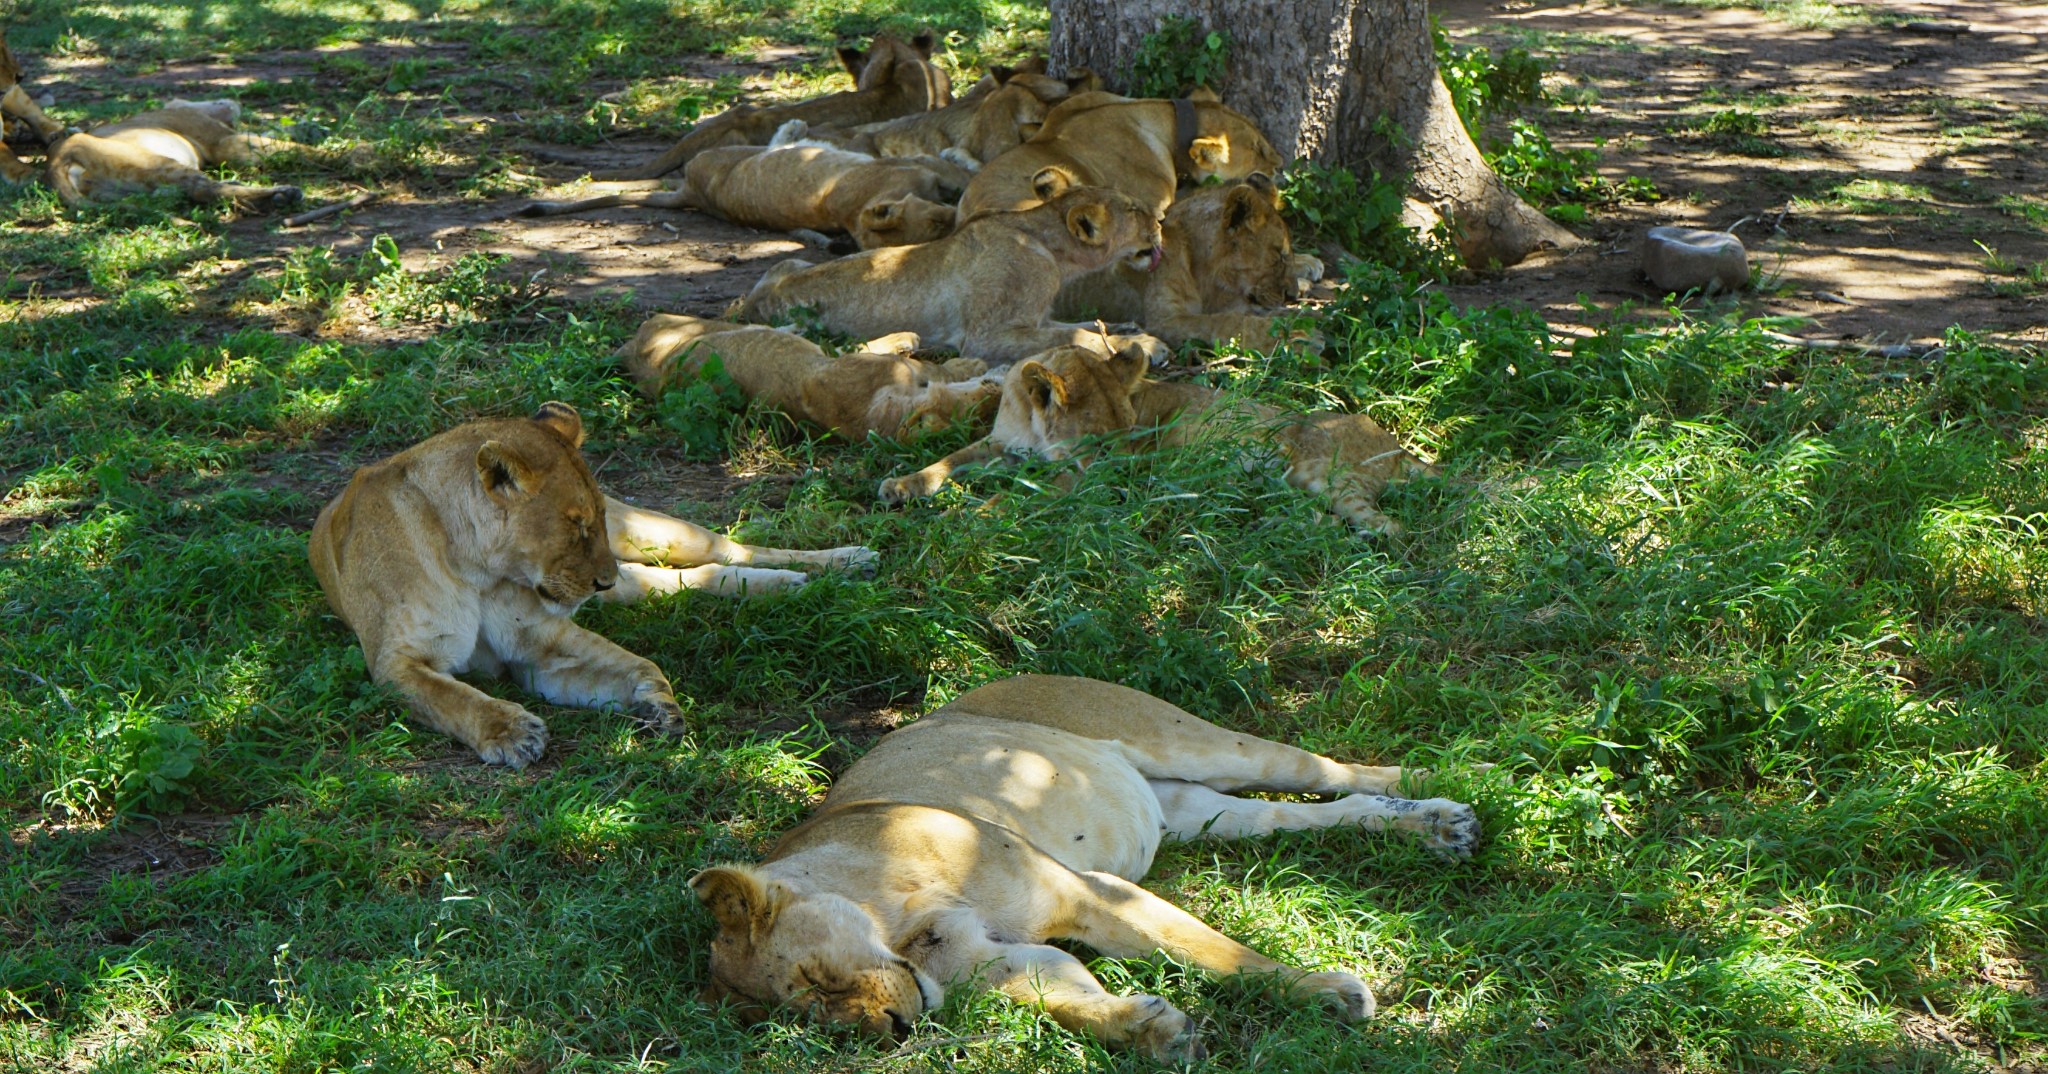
[1759,330,1943,361]
[283,191,381,228]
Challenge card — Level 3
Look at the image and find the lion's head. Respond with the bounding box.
[470,402,618,613]
[1185,89,1283,186]
[1037,185,1164,275]
[838,31,951,111]
[853,193,957,248]
[987,343,1150,461]
[692,866,941,1041]
[1170,172,1299,310]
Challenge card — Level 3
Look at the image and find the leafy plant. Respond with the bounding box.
[654,351,748,459]
[103,716,204,811]
[1129,15,1229,98]
[1280,161,1458,279]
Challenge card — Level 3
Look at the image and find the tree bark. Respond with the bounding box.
[1047,0,1578,268]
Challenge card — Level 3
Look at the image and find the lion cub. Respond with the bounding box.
[881,346,1437,534]
[47,99,302,210]
[521,129,970,249]
[735,185,1169,363]
[1053,174,1325,348]
[617,315,1000,439]
[822,68,1097,164]
[308,402,878,768]
[1,28,66,184]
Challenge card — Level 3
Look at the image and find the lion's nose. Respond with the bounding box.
[886,1009,913,1041]
[592,577,615,592]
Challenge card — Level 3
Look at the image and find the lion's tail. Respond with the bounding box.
[590,105,759,181]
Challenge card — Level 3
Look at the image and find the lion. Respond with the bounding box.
[45,98,303,210]
[1053,173,1326,348]
[822,67,1099,165]
[734,185,1169,363]
[956,87,1283,220]
[308,402,879,769]
[594,32,951,182]
[516,123,972,249]
[618,315,1001,439]
[879,345,1438,534]
[1,28,67,184]
[690,673,1479,1060]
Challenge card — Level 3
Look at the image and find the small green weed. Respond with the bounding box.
[1975,242,2048,298]
[1678,106,1790,156]
[655,353,750,459]
[1128,15,1230,98]
[1280,161,1459,279]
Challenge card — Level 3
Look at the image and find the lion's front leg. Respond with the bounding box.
[909,908,1200,1063]
[605,495,877,574]
[1,84,66,141]
[1055,870,1375,1024]
[876,438,1005,503]
[502,616,683,733]
[374,651,550,769]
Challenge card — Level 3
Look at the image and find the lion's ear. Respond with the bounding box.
[1065,201,1109,245]
[1245,171,1281,207]
[1188,135,1229,173]
[1030,165,1071,201]
[476,441,536,504]
[690,866,783,939]
[1109,343,1151,388]
[531,400,585,447]
[859,196,906,231]
[1021,360,1069,409]
[910,31,936,58]
[1188,85,1221,104]
[989,64,1015,84]
[1065,67,1101,93]
[837,46,869,78]
[1224,184,1264,233]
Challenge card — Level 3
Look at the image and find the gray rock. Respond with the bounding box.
[1642,226,1749,294]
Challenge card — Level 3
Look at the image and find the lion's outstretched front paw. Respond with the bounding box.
[1405,798,1480,860]
[1295,970,1375,1022]
[1122,995,1201,1064]
[878,473,938,505]
[822,545,880,575]
[474,705,549,769]
[632,689,687,735]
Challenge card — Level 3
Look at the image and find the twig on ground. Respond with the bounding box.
[1759,329,1942,360]
[8,665,77,712]
[283,191,381,228]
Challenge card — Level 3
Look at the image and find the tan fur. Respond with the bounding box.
[957,89,1283,219]
[735,185,1168,363]
[1054,174,1326,347]
[691,674,1478,1059]
[881,347,1438,534]
[617,315,1001,439]
[307,403,878,769]
[593,33,951,181]
[518,131,970,249]
[828,68,1098,164]
[45,98,302,210]
[1,29,66,184]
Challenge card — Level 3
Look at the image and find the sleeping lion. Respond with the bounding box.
[691,673,1479,1060]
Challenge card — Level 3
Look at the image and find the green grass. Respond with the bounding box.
[5,3,2048,1073]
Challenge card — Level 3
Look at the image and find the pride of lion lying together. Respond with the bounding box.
[691,674,1478,1060]
[307,403,876,768]
[880,344,1438,534]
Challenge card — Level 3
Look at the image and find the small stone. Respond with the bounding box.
[1642,226,1749,294]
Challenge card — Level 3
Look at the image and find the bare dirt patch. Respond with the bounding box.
[1436,0,2048,344]
[9,813,237,918]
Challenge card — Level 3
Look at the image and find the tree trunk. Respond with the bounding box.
[1047,0,1578,268]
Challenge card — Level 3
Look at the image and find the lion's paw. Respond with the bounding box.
[632,691,687,735]
[474,706,549,769]
[1297,970,1375,1022]
[1124,995,1201,1064]
[1407,798,1480,860]
[823,545,880,575]
[878,474,935,505]
[269,186,305,211]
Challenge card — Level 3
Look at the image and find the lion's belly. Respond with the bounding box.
[826,714,1165,881]
[111,129,203,170]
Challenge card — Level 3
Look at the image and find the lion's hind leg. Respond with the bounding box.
[604,495,877,578]
[1151,779,1479,859]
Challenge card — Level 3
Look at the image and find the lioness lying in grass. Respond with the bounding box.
[880,345,1438,534]
[46,98,302,210]
[692,673,1478,1060]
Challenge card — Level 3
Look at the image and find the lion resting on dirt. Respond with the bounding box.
[595,32,950,182]
[308,402,877,768]
[518,124,972,249]
[691,673,1478,1059]
[957,88,1282,219]
[734,185,1169,363]
[46,99,302,210]
[1053,173,1325,348]
[880,346,1438,534]
[1,29,67,184]
[821,67,1098,165]
[618,315,1000,439]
